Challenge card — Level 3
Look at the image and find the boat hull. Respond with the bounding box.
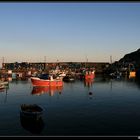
[20,104,43,119]
[85,73,95,80]
[31,77,63,87]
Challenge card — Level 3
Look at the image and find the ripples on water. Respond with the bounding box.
[0,75,140,136]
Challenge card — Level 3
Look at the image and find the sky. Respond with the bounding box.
[0,2,140,65]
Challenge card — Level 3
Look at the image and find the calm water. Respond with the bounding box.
[0,75,140,136]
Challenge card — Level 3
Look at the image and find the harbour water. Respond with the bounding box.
[0,75,140,136]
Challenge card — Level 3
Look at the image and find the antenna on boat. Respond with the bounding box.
[44,56,46,70]
[85,55,88,68]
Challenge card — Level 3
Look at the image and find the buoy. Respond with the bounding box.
[89,92,92,95]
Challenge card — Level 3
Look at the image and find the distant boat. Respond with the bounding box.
[0,80,9,86]
[58,72,66,77]
[79,68,95,80]
[85,70,95,80]
[128,63,136,79]
[129,71,136,78]
[63,74,75,82]
[30,76,63,87]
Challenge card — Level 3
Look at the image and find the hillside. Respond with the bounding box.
[119,48,140,68]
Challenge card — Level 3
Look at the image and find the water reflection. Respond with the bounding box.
[1,75,140,136]
[88,91,94,99]
[83,79,95,99]
[7,77,12,82]
[20,104,45,135]
[0,84,9,103]
[135,78,140,89]
[128,77,140,89]
[20,113,45,134]
[31,86,63,96]
[84,79,94,88]
[0,86,5,92]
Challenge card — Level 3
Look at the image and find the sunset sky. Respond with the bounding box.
[0,2,140,66]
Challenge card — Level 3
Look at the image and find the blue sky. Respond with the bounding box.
[0,2,140,65]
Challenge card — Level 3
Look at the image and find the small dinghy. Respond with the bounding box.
[20,104,44,120]
[20,104,45,134]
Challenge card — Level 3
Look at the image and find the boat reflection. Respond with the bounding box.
[31,86,63,96]
[20,104,45,134]
[84,79,95,99]
[0,85,5,92]
[84,79,94,87]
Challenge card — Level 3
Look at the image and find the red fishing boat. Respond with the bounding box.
[85,70,95,80]
[30,76,63,87]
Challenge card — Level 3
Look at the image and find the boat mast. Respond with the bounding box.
[44,56,46,70]
[85,55,88,68]
[110,55,112,64]
[2,57,4,69]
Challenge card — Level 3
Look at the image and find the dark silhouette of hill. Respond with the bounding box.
[119,48,140,68]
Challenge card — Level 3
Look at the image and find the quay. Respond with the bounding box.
[1,61,109,74]
[0,61,140,80]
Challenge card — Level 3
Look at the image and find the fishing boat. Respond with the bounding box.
[128,63,136,79]
[58,72,66,77]
[63,74,75,82]
[0,80,9,86]
[79,68,95,80]
[30,76,63,87]
[129,71,136,78]
[85,70,95,80]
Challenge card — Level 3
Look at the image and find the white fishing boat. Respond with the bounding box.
[0,81,9,86]
[0,84,5,89]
